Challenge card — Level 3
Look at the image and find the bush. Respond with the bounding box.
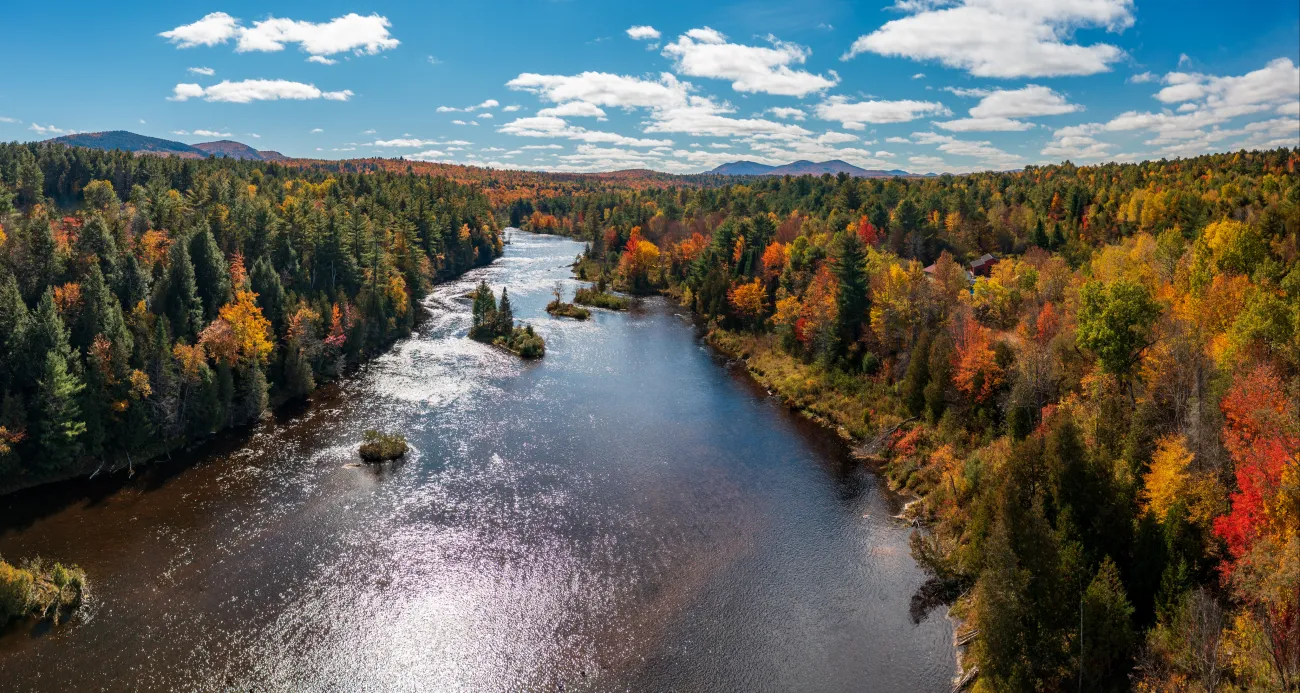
[574,286,629,310]
[500,325,545,359]
[359,430,408,462]
[0,560,33,624]
[545,300,591,320]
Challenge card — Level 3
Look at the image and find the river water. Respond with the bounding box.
[0,231,953,691]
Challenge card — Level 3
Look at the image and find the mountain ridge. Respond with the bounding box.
[46,130,288,162]
[709,159,915,178]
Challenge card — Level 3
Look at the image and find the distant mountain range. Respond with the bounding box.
[708,159,915,178]
[46,131,288,162]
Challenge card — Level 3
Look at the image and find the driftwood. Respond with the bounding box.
[852,416,918,458]
[952,665,979,693]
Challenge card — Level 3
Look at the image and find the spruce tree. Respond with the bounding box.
[831,231,869,359]
[164,235,204,342]
[189,224,232,321]
[250,255,286,336]
[495,287,515,337]
[0,271,28,392]
[19,215,62,302]
[35,350,86,470]
[902,330,932,417]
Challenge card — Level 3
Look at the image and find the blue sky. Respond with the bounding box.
[1,0,1297,173]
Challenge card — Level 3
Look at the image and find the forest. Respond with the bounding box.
[0,141,1297,692]
[515,148,1300,693]
[0,142,501,491]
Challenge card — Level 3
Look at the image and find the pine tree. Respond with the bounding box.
[250,255,286,336]
[233,362,268,424]
[164,235,204,342]
[495,287,515,337]
[35,350,86,471]
[0,271,28,392]
[19,215,62,302]
[902,330,932,417]
[189,224,232,321]
[75,214,120,280]
[830,231,868,359]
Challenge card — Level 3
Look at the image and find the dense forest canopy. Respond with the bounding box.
[517,146,1300,693]
[1,142,1298,692]
[0,142,501,488]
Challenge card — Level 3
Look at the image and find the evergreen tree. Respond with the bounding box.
[189,224,232,321]
[0,272,28,392]
[74,214,119,279]
[495,287,515,337]
[830,231,869,359]
[233,362,268,425]
[902,330,932,417]
[163,235,204,342]
[35,350,86,471]
[1078,557,1135,692]
[18,215,62,302]
[250,255,286,336]
[924,333,954,424]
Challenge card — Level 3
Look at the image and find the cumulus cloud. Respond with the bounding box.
[170,79,353,103]
[476,112,494,119]
[768,106,807,120]
[661,27,838,96]
[498,115,672,146]
[508,72,689,110]
[174,129,232,137]
[912,130,1021,168]
[815,95,950,129]
[844,0,1134,78]
[161,12,399,57]
[1101,58,1300,153]
[626,25,661,41]
[537,102,607,118]
[646,97,813,138]
[1128,71,1154,83]
[188,66,216,76]
[936,84,1080,131]
[307,56,338,65]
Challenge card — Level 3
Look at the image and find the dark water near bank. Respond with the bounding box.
[0,231,953,691]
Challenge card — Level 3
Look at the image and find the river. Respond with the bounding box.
[0,231,954,691]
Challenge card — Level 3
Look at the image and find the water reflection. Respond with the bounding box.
[0,231,953,691]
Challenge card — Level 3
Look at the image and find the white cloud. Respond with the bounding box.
[661,27,838,96]
[647,97,813,138]
[815,95,950,129]
[427,56,442,65]
[845,0,1134,78]
[0,117,20,124]
[508,71,689,110]
[503,105,521,112]
[886,136,911,143]
[437,99,500,113]
[936,84,1080,130]
[1100,58,1300,155]
[188,66,216,76]
[407,149,449,161]
[160,12,239,48]
[163,12,399,57]
[521,144,563,150]
[537,102,607,118]
[170,79,353,103]
[29,123,72,136]
[1041,124,1111,160]
[1128,71,1154,83]
[476,113,494,119]
[498,115,672,146]
[452,120,468,125]
[912,131,1021,168]
[968,85,1081,118]
[768,106,807,120]
[248,133,261,138]
[192,129,232,137]
[371,138,443,147]
[311,128,324,133]
[912,73,925,79]
[626,25,661,41]
[936,117,1033,131]
[908,155,948,172]
[307,56,338,65]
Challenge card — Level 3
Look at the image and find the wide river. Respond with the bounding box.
[0,231,953,691]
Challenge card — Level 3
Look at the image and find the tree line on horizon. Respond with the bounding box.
[518,147,1300,693]
[0,142,500,488]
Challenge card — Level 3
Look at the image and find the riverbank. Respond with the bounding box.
[0,259,500,499]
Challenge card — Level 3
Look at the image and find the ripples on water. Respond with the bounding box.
[0,232,954,692]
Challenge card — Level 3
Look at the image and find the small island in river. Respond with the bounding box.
[470,281,546,359]
[546,283,591,320]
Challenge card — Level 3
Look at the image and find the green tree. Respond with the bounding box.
[35,350,86,470]
[163,235,204,342]
[902,330,932,417]
[1075,280,1162,380]
[189,224,232,321]
[1079,557,1136,692]
[250,255,286,336]
[830,231,869,359]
